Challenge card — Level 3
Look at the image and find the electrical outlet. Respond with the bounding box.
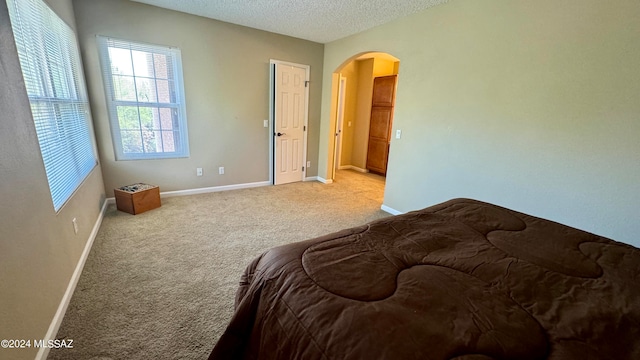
[196,167,203,176]
[72,218,78,234]
[219,166,225,175]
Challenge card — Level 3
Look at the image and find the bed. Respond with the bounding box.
[209,198,640,359]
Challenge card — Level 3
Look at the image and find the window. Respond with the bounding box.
[7,0,97,212]
[97,37,190,160]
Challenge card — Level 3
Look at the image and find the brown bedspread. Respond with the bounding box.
[210,198,640,359]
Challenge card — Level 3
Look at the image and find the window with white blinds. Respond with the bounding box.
[97,37,190,160]
[7,0,97,212]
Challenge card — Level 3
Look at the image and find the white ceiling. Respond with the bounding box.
[130,0,448,44]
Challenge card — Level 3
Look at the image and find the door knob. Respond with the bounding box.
[276,132,286,136]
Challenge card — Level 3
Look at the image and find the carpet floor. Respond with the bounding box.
[49,170,390,359]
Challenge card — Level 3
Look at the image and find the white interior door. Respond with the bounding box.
[273,62,308,185]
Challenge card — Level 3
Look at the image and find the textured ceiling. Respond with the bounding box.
[130,0,448,43]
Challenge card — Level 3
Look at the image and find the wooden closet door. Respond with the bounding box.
[371,75,397,107]
[366,75,397,176]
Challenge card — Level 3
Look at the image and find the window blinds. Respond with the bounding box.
[7,0,97,211]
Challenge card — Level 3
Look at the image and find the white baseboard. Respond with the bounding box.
[36,199,109,360]
[304,176,318,182]
[106,181,272,203]
[339,165,368,173]
[160,181,271,198]
[381,204,404,215]
[317,177,334,184]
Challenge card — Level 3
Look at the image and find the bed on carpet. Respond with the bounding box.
[209,198,640,359]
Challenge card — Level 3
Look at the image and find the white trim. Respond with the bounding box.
[332,75,347,179]
[381,204,403,215]
[106,181,272,203]
[317,177,334,184]
[304,176,318,182]
[339,165,369,173]
[160,181,270,198]
[36,199,109,360]
[268,62,275,185]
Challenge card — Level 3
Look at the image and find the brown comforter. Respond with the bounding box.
[210,198,640,359]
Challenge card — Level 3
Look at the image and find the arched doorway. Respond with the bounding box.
[328,52,400,181]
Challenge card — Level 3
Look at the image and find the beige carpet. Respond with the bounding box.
[49,170,390,359]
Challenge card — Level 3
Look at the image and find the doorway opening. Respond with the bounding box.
[329,52,400,183]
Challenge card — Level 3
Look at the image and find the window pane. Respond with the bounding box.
[132,50,153,77]
[153,53,168,79]
[161,130,176,152]
[135,77,157,103]
[159,107,174,129]
[113,75,136,101]
[108,47,134,75]
[139,106,155,129]
[117,106,141,130]
[157,79,171,103]
[121,130,143,154]
[142,128,160,153]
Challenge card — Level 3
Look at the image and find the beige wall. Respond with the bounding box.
[372,58,397,77]
[319,0,640,246]
[338,62,358,168]
[72,0,324,194]
[0,1,106,359]
[351,59,375,169]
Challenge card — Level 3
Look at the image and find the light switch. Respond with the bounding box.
[396,129,402,139]
[263,119,269,128]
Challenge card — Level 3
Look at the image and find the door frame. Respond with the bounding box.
[269,59,310,185]
[332,75,347,180]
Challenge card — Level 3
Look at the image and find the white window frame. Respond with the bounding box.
[97,36,190,160]
[7,0,98,212]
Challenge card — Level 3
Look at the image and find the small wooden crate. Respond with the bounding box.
[114,183,161,215]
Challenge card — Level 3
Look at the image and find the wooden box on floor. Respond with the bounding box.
[114,183,161,215]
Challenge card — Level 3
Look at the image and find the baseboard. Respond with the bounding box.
[106,181,272,203]
[36,199,109,360]
[160,181,271,198]
[304,176,318,182]
[317,177,334,184]
[381,204,404,215]
[339,165,369,173]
